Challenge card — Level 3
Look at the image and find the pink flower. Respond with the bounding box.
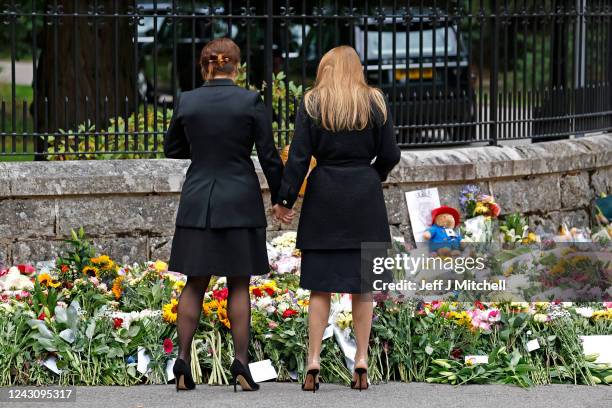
[604,302,612,309]
[268,321,278,329]
[468,310,491,331]
[17,264,36,275]
[488,309,501,322]
[163,338,173,354]
[0,268,8,277]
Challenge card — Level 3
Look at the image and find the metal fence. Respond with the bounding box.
[0,0,611,159]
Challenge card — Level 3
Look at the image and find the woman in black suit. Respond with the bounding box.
[274,46,401,392]
[164,38,283,392]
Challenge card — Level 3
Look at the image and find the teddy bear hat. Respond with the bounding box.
[431,205,461,226]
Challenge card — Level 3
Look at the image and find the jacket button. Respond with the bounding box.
[282,200,287,205]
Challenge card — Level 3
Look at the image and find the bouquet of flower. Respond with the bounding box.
[460,185,501,219]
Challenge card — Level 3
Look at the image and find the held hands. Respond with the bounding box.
[272,204,296,224]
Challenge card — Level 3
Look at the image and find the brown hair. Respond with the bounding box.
[199,37,241,81]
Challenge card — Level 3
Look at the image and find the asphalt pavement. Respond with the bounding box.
[1,382,611,408]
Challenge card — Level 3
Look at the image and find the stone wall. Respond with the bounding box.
[1,135,611,265]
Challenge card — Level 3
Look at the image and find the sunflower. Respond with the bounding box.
[82,265,99,278]
[217,306,231,329]
[91,255,116,271]
[111,276,124,300]
[38,273,61,288]
[162,299,179,324]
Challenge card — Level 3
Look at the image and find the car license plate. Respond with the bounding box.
[395,68,433,81]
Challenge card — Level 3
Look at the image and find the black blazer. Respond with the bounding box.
[277,99,401,249]
[164,78,283,229]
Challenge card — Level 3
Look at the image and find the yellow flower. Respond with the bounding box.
[448,310,471,327]
[474,202,488,215]
[503,266,514,277]
[153,260,168,273]
[297,299,309,309]
[162,299,179,324]
[202,301,213,315]
[82,265,99,277]
[173,280,185,293]
[335,312,353,330]
[38,273,61,288]
[91,255,116,271]
[111,276,124,300]
[592,310,612,320]
[217,306,231,329]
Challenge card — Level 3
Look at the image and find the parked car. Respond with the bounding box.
[284,8,477,142]
[136,3,476,142]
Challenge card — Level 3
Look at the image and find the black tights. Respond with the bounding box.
[176,275,252,365]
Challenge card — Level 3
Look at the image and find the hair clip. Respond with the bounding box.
[210,53,230,67]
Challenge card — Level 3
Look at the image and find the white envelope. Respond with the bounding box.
[248,359,278,383]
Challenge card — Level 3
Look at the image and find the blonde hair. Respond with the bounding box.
[304,45,387,132]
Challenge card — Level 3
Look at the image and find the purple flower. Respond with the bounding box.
[459,184,481,211]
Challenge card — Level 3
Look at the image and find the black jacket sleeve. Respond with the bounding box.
[163,94,191,159]
[276,102,313,209]
[252,94,284,205]
[372,101,401,182]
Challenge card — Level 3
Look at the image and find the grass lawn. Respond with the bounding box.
[0,83,35,161]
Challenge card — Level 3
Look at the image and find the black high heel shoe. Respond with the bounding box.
[350,367,368,391]
[173,358,196,391]
[301,368,320,393]
[230,359,260,392]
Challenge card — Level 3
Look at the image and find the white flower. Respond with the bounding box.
[575,307,594,318]
[0,267,34,291]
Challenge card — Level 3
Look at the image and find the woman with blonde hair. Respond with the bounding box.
[274,45,401,392]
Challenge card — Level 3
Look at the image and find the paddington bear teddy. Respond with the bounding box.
[422,206,463,256]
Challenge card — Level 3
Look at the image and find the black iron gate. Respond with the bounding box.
[0,0,611,160]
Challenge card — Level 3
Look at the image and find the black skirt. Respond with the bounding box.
[168,226,269,277]
[299,249,366,294]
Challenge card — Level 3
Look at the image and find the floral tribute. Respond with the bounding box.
[0,189,612,387]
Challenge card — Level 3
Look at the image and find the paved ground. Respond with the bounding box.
[1,382,611,408]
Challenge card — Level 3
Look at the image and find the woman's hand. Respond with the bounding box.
[273,204,296,224]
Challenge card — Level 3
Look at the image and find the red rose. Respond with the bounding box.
[282,309,298,319]
[252,288,264,297]
[60,264,70,273]
[38,311,46,320]
[474,300,485,310]
[113,318,123,329]
[163,338,174,354]
[264,287,275,296]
